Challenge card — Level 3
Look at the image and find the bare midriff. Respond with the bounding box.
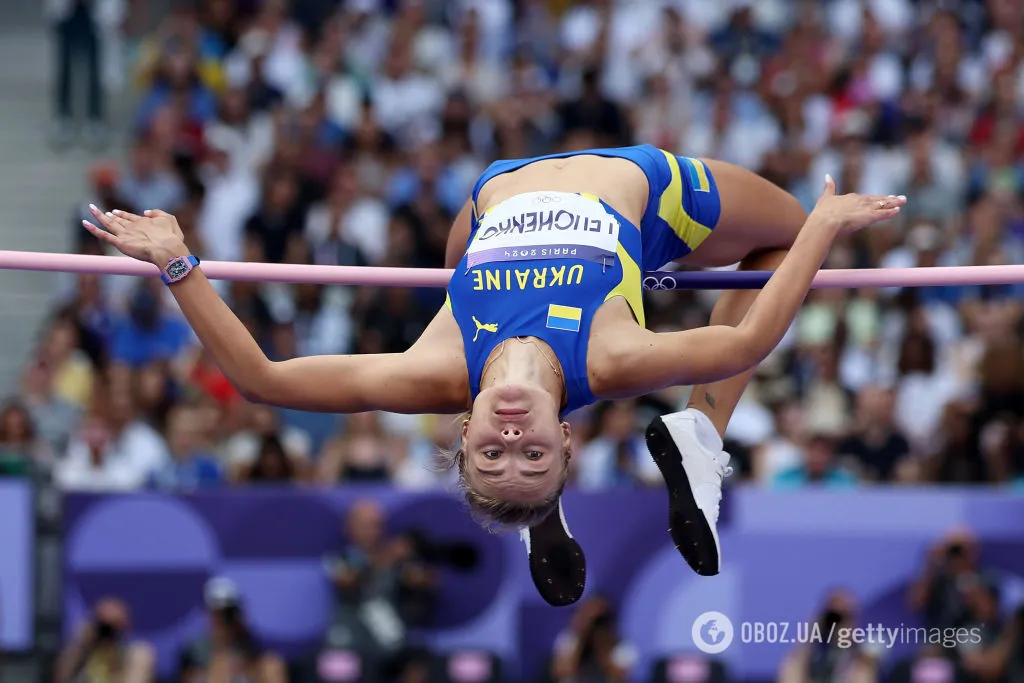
[475,155,650,229]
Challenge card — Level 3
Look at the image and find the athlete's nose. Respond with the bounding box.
[501,426,523,441]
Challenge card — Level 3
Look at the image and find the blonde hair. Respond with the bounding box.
[437,412,570,531]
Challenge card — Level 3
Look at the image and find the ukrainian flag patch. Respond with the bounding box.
[546,304,582,332]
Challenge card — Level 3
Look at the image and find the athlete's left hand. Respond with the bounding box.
[82,206,189,266]
[812,175,907,236]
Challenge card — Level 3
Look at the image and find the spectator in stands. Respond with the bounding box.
[926,402,992,484]
[134,39,218,138]
[117,135,187,215]
[321,499,439,682]
[178,577,287,683]
[751,398,806,484]
[575,401,660,490]
[243,168,307,264]
[773,429,859,489]
[237,433,302,484]
[550,596,637,683]
[150,405,223,491]
[777,589,878,683]
[37,314,95,410]
[223,402,310,481]
[20,358,79,456]
[109,281,193,369]
[54,597,155,683]
[556,67,631,149]
[304,163,384,267]
[0,400,53,477]
[318,412,399,484]
[393,414,460,490]
[46,0,119,149]
[837,386,912,481]
[56,375,168,492]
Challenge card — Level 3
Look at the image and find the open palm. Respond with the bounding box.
[82,205,187,266]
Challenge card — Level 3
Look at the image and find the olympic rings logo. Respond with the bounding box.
[532,194,563,204]
[643,275,678,290]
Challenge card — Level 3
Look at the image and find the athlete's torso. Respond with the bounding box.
[445,145,684,415]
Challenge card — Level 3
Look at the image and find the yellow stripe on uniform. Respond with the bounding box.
[445,293,453,311]
[548,304,582,321]
[657,149,713,251]
[578,192,600,203]
[687,157,711,193]
[605,240,645,328]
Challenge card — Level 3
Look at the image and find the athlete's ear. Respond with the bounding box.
[560,422,572,458]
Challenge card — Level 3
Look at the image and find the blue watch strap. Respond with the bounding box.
[160,255,200,285]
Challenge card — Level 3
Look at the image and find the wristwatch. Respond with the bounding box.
[160,255,200,286]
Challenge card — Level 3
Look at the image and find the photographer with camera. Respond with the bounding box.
[550,596,637,683]
[177,577,287,683]
[909,529,988,632]
[318,499,441,683]
[54,597,156,683]
[777,590,878,683]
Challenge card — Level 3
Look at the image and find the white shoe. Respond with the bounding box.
[645,412,733,575]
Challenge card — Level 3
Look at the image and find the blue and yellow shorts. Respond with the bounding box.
[640,152,723,271]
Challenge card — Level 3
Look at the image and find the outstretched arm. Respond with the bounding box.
[84,208,467,415]
[602,177,905,397]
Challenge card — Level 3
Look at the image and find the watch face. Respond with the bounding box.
[167,260,190,280]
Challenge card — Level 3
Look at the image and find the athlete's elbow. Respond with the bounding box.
[732,327,771,372]
[233,362,279,405]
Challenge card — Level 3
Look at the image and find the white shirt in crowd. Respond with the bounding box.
[304,199,390,265]
[56,422,169,492]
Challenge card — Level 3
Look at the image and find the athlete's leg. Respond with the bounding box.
[679,159,807,436]
[646,160,807,577]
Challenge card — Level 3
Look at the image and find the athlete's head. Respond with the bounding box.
[441,384,572,530]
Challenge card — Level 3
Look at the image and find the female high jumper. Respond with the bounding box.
[84,144,905,607]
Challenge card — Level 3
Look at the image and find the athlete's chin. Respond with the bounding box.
[476,384,555,413]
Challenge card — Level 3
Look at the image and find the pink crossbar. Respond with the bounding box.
[0,250,1022,289]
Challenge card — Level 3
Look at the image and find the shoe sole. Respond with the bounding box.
[526,510,587,607]
[645,416,720,576]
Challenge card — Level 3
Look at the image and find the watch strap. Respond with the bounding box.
[160,255,200,286]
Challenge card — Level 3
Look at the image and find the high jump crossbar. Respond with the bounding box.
[0,250,1021,290]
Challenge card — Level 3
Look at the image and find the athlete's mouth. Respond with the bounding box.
[495,409,529,418]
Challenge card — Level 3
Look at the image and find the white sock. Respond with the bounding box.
[686,407,724,453]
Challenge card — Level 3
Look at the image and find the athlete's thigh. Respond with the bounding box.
[679,159,808,268]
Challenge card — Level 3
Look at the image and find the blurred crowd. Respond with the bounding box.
[10,0,1024,498]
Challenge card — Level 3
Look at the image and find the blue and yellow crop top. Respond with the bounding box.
[445,144,722,415]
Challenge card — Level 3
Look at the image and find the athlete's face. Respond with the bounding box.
[463,384,571,503]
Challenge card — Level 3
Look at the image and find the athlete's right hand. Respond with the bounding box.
[811,174,906,236]
[83,206,189,266]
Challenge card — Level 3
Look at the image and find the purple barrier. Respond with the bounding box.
[63,487,1024,681]
[0,479,33,651]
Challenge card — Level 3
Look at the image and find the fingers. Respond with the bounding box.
[870,194,908,210]
[144,209,170,218]
[822,174,836,197]
[81,219,121,246]
[111,209,144,222]
[87,204,130,235]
